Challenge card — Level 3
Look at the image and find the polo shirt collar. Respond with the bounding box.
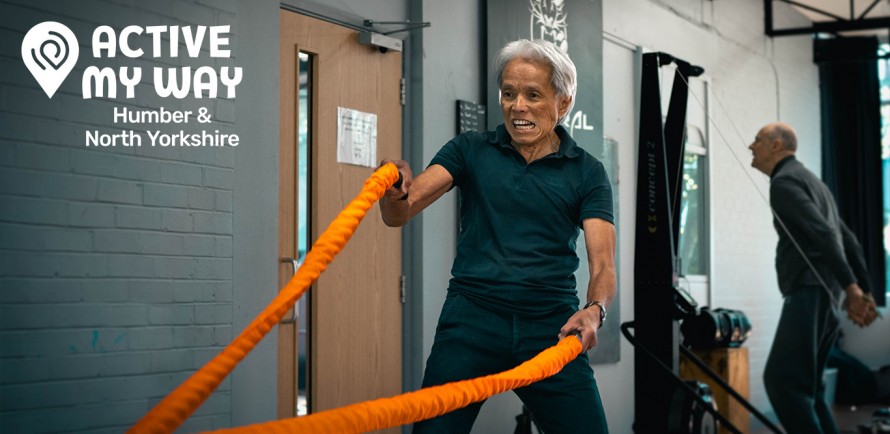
[491,124,581,159]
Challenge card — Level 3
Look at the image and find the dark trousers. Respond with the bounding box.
[413,293,608,434]
[764,285,841,434]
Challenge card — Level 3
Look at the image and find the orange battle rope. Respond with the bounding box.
[207,337,582,434]
[130,163,584,434]
[128,164,400,434]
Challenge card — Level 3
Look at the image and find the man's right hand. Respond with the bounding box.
[380,159,412,201]
[377,162,452,227]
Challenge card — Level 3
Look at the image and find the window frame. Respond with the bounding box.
[676,77,712,306]
[878,42,890,302]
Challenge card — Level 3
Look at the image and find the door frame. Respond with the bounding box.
[278,5,416,419]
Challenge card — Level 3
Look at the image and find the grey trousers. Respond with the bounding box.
[764,284,841,434]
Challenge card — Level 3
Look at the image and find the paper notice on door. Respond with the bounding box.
[337,107,377,168]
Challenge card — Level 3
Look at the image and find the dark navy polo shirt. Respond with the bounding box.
[429,124,614,316]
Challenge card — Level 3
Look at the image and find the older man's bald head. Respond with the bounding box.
[749,122,799,175]
[762,122,798,152]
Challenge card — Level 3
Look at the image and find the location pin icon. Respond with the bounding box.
[21,22,79,98]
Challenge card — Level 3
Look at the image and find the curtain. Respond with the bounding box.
[816,36,886,305]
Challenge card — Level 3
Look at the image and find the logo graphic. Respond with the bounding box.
[529,0,568,51]
[22,21,79,98]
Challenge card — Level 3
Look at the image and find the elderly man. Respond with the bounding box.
[379,39,614,433]
[749,122,878,434]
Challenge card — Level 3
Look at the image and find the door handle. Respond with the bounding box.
[280,254,305,324]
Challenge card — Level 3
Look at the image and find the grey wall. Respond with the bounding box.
[0,0,278,431]
[417,0,483,371]
[416,0,489,430]
[232,0,279,428]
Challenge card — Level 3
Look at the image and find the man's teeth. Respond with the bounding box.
[513,120,534,130]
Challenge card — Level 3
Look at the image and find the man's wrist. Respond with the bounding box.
[583,300,607,329]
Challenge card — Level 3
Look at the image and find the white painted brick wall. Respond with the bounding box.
[602,0,825,426]
[0,0,237,432]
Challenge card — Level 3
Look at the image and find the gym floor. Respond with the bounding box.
[751,403,889,434]
[833,404,890,434]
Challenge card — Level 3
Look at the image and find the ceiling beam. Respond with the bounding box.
[768,16,890,36]
[781,0,846,20]
[765,0,890,37]
[860,0,882,20]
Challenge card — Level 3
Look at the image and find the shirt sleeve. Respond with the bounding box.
[770,178,857,288]
[428,134,469,189]
[579,159,614,225]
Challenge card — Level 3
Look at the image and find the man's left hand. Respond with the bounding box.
[843,284,880,327]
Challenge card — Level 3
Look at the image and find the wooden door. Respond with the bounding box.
[279,10,403,428]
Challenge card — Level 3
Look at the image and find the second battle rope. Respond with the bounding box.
[208,336,582,433]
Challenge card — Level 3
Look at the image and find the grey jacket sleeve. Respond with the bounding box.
[770,178,857,289]
[840,220,872,294]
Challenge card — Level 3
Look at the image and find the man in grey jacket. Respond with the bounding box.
[749,122,879,434]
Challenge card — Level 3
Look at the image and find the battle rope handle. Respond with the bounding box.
[207,336,582,434]
[128,164,401,434]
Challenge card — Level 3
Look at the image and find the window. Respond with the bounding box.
[659,68,711,303]
[878,43,890,299]
[296,50,313,416]
[679,125,708,277]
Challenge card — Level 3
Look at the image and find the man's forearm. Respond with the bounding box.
[379,197,411,227]
[585,267,616,307]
